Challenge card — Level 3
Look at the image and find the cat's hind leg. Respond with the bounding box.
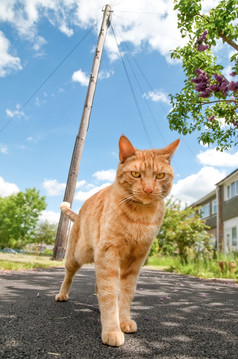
[55,222,81,301]
[55,258,80,301]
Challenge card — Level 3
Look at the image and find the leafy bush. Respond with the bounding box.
[151,198,212,264]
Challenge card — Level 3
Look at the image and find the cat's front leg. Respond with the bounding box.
[95,247,124,347]
[119,257,145,333]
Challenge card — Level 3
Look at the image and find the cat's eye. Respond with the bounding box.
[156,173,165,179]
[131,171,141,178]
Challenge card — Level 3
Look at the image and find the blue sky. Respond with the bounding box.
[0,0,238,223]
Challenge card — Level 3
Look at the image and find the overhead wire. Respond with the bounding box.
[113,27,168,144]
[114,10,174,15]
[119,41,167,146]
[0,17,101,135]
[111,11,206,160]
[111,19,202,177]
[112,19,198,160]
[110,23,153,147]
[111,22,184,177]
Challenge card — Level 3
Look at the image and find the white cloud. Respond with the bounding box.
[93,169,116,182]
[98,69,114,80]
[32,35,47,51]
[6,104,26,120]
[0,31,22,77]
[103,0,185,61]
[0,177,19,197]
[143,90,170,104]
[197,149,238,167]
[72,68,89,86]
[201,0,222,14]
[0,145,9,154]
[39,210,60,224]
[59,23,74,37]
[171,166,226,205]
[0,1,187,64]
[223,64,233,80]
[76,180,86,188]
[43,179,66,196]
[42,177,103,198]
[72,68,114,85]
[75,183,111,202]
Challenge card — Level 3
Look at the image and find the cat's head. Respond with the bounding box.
[116,135,180,205]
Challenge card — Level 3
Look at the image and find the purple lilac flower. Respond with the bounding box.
[228,81,238,92]
[214,73,224,83]
[195,68,205,76]
[199,90,211,98]
[196,29,208,43]
[220,79,229,96]
[232,121,238,128]
[201,29,208,40]
[197,44,210,52]
[208,115,215,122]
[192,69,210,95]
[191,77,203,84]
[195,82,207,92]
[209,84,220,92]
[230,71,236,77]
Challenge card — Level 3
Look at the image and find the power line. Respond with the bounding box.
[114,28,198,160]
[114,31,168,142]
[121,44,167,146]
[111,23,153,147]
[0,18,101,135]
[114,10,174,15]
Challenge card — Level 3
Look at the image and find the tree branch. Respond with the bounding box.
[200,99,238,105]
[218,32,238,51]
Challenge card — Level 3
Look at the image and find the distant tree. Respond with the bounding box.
[34,221,57,248]
[0,188,46,249]
[168,0,238,150]
[152,198,212,264]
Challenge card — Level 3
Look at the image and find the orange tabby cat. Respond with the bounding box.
[56,135,179,347]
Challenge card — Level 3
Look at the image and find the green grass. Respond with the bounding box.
[1,252,237,281]
[0,252,64,271]
[146,255,238,281]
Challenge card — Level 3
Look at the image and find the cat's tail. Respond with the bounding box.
[60,202,78,222]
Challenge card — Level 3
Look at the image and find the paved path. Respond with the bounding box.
[0,267,238,359]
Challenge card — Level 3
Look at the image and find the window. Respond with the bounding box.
[231,182,236,197]
[226,180,238,200]
[232,227,237,246]
[212,199,217,214]
[227,185,230,199]
[201,203,210,218]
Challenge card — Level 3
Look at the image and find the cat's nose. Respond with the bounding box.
[143,187,153,195]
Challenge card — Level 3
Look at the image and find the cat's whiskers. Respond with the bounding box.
[118,194,136,207]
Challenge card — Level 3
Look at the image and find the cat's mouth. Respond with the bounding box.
[130,198,145,205]
[131,193,157,205]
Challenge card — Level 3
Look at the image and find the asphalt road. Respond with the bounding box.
[0,266,238,359]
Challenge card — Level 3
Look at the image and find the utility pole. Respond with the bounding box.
[53,4,112,260]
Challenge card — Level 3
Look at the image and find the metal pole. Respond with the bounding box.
[53,4,112,260]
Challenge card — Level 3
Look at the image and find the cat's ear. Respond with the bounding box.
[161,139,180,160]
[119,135,136,162]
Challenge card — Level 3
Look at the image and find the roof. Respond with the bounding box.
[216,168,238,186]
[190,168,238,208]
[190,189,216,207]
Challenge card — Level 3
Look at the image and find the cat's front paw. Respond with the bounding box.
[102,331,125,347]
[55,292,68,301]
[120,319,137,333]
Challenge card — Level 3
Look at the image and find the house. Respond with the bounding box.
[191,168,238,253]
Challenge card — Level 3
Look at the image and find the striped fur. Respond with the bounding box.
[55,135,179,347]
